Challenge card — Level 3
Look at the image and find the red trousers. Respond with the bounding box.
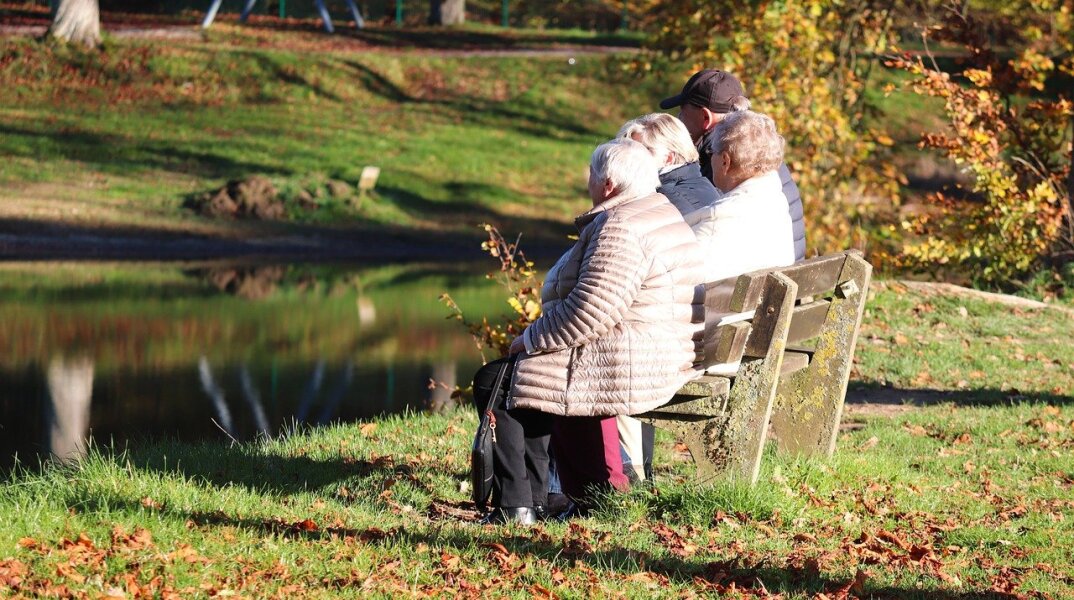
[551,416,631,504]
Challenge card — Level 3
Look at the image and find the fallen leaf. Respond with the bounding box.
[858,436,879,450]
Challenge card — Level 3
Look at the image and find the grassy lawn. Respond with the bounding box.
[0,24,663,245]
[3,283,1072,598]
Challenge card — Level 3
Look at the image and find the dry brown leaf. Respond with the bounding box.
[858,436,879,450]
[905,424,928,436]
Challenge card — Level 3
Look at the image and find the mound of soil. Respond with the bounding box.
[187,176,286,220]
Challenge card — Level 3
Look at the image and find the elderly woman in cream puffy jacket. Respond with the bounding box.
[472,138,706,525]
[687,110,796,282]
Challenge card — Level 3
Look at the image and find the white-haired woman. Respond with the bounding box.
[615,113,721,482]
[617,113,720,221]
[471,138,705,524]
[693,110,795,283]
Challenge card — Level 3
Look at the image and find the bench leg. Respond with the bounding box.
[714,272,797,484]
[769,255,871,457]
[716,357,781,483]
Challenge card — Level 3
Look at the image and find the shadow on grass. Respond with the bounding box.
[125,441,377,496]
[846,384,1074,407]
[342,59,608,141]
[0,123,294,180]
[63,480,1011,599]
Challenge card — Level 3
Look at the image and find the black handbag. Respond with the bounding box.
[471,358,512,512]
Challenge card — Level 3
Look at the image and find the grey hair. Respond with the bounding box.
[590,138,661,199]
[616,113,699,164]
[726,95,752,112]
[707,110,784,179]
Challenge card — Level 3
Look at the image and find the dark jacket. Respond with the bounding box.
[699,130,807,260]
[657,162,721,219]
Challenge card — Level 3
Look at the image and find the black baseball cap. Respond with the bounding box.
[659,69,746,112]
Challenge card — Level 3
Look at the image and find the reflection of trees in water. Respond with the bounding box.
[204,266,286,300]
[199,356,361,439]
[426,360,458,414]
[198,356,234,436]
[45,355,94,463]
[239,365,272,436]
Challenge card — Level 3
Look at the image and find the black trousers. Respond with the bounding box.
[472,357,552,509]
[489,405,552,508]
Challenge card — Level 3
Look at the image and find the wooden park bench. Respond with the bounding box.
[637,250,872,484]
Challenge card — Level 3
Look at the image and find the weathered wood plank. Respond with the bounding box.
[787,299,832,344]
[743,276,796,358]
[707,321,750,365]
[729,253,848,312]
[724,350,810,387]
[769,253,872,457]
[674,375,731,399]
[781,350,810,375]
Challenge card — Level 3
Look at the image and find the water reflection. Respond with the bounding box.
[46,356,94,463]
[0,261,506,469]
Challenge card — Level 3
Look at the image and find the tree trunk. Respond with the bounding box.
[428,0,465,25]
[48,0,101,48]
[1068,111,1073,231]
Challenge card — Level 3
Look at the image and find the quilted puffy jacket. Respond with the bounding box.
[510,191,706,417]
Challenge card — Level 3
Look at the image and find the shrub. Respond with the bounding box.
[439,224,542,363]
[633,0,903,255]
[888,2,1073,287]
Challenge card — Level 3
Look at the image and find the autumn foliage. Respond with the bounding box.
[634,0,903,255]
[888,1,1074,286]
[440,224,543,362]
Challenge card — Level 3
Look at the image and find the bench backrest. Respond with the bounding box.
[701,251,868,367]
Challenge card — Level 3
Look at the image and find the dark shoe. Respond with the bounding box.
[480,507,537,525]
[535,493,571,521]
[553,501,589,522]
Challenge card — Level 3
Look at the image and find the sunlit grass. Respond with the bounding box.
[2,284,1072,597]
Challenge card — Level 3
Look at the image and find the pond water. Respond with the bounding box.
[0,260,516,470]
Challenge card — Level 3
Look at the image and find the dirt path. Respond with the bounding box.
[0,22,637,56]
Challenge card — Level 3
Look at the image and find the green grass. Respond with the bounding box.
[2,284,1072,597]
[0,30,665,244]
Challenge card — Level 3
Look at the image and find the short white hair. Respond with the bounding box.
[708,110,784,179]
[616,113,699,164]
[590,138,660,199]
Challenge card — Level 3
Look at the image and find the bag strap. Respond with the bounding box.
[487,356,513,412]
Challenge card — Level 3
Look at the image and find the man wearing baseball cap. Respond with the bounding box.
[661,69,806,261]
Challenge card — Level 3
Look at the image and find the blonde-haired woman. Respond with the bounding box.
[617,112,720,222]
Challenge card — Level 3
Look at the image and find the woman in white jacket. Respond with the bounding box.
[687,110,795,282]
